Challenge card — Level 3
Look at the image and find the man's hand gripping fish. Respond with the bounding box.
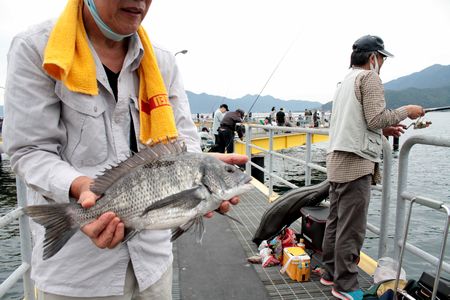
[23,140,253,260]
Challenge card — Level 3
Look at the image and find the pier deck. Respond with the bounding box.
[173,185,373,299]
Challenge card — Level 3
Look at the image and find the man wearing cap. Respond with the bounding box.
[212,104,229,145]
[321,35,424,300]
[217,109,245,153]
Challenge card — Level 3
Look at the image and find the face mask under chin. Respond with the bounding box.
[369,53,380,74]
[84,0,134,42]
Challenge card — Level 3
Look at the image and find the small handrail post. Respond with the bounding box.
[268,128,274,197]
[393,198,416,300]
[432,205,450,300]
[16,178,35,300]
[244,124,252,176]
[305,133,312,186]
[378,137,393,258]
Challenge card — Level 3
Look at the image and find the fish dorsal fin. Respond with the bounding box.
[90,140,187,196]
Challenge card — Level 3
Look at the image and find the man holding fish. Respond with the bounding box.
[3,0,249,299]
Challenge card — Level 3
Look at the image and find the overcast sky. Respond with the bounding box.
[1,0,450,105]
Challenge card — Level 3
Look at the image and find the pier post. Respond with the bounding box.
[251,155,265,184]
[393,136,399,152]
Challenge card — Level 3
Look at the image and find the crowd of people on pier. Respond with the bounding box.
[195,105,329,152]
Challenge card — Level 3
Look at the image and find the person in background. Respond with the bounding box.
[321,34,424,300]
[3,0,246,299]
[304,109,312,127]
[212,104,228,144]
[313,110,320,127]
[269,106,276,123]
[288,110,293,122]
[276,107,286,127]
[217,109,245,153]
[198,127,214,152]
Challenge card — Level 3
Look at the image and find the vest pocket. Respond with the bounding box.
[361,131,382,158]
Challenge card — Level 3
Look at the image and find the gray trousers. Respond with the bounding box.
[37,262,173,300]
[322,174,371,292]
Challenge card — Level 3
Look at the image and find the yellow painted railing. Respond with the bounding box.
[234,132,328,155]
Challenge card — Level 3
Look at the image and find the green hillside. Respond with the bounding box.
[322,85,450,111]
[385,86,450,109]
[321,64,450,111]
[384,64,450,90]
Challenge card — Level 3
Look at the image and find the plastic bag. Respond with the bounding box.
[374,257,406,284]
[260,247,280,267]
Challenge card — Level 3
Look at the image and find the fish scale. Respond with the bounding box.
[23,140,254,260]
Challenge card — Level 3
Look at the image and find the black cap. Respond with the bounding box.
[220,104,229,111]
[236,109,245,117]
[353,35,394,57]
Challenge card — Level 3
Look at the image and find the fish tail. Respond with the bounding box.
[23,203,79,260]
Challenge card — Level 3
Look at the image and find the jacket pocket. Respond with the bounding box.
[361,130,382,158]
[57,84,109,168]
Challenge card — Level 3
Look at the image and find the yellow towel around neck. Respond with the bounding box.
[43,0,178,144]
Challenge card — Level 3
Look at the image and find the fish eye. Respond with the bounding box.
[225,165,235,173]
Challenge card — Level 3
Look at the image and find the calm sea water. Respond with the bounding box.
[1,112,449,298]
[0,156,22,299]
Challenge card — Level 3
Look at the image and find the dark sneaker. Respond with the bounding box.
[331,288,363,300]
[320,277,333,286]
[318,269,333,286]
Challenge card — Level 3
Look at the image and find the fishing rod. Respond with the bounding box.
[246,33,301,117]
[424,105,450,113]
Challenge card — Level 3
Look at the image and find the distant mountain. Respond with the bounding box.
[0,94,321,118]
[186,91,322,114]
[321,64,450,111]
[385,86,450,109]
[384,64,450,90]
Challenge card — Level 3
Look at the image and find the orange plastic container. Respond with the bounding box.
[281,247,311,282]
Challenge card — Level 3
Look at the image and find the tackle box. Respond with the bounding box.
[300,206,329,253]
[281,247,311,282]
[415,272,450,300]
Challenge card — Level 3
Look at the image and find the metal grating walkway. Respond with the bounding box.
[173,186,373,300]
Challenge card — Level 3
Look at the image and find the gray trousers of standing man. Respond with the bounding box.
[321,174,371,292]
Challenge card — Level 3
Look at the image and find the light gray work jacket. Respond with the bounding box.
[3,20,200,297]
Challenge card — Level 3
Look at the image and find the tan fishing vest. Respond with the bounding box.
[328,69,382,162]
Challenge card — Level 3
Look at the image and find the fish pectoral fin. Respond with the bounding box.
[140,186,206,217]
[170,216,205,242]
[123,228,139,243]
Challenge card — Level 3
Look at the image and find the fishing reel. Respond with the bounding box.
[406,116,432,130]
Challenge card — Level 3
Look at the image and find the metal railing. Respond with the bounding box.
[242,124,329,195]
[393,135,450,300]
[241,123,393,259]
[0,178,35,299]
